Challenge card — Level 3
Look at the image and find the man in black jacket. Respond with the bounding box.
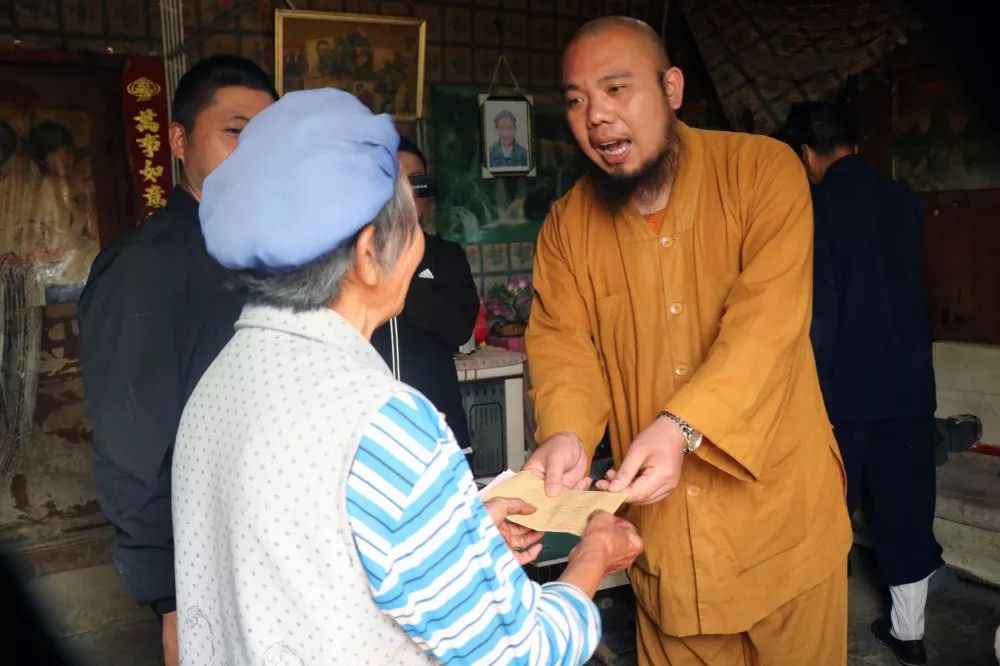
[779,102,943,666]
[371,137,480,451]
[78,55,277,666]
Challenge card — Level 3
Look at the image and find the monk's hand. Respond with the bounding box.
[484,497,544,565]
[523,431,592,497]
[595,416,686,505]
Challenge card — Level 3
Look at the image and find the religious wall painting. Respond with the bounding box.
[1,53,162,303]
[0,105,99,294]
[275,9,426,121]
[893,72,1000,191]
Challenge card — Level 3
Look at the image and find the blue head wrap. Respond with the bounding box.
[200,88,400,274]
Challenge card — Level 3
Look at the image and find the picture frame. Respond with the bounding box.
[479,94,536,178]
[274,9,426,121]
[434,85,587,245]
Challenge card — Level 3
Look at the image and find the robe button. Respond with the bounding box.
[669,302,684,315]
[674,363,690,376]
[659,235,674,248]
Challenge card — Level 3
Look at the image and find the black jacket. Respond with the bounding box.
[811,155,936,423]
[78,188,244,615]
[371,232,479,448]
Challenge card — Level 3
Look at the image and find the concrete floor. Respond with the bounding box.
[57,546,1000,665]
[847,546,1000,666]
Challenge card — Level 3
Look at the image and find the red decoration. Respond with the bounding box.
[120,56,172,220]
[474,300,489,344]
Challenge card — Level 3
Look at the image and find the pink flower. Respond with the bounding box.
[488,301,516,321]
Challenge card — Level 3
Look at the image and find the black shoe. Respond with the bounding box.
[871,618,927,666]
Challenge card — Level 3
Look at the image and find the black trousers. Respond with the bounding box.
[833,416,944,587]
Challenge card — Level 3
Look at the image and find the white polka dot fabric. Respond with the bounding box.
[172,305,437,665]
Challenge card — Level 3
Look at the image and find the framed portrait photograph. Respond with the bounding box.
[274,9,426,121]
[479,94,535,178]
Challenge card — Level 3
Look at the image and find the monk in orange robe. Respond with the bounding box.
[524,17,852,665]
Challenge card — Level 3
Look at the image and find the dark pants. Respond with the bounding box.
[833,416,944,587]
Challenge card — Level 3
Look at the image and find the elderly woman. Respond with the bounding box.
[171,89,642,665]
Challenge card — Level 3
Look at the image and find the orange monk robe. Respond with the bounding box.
[527,122,852,638]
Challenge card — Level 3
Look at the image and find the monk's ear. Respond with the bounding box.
[662,67,685,112]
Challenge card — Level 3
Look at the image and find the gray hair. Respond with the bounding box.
[242,177,417,312]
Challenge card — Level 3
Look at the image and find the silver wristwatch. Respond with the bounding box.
[659,411,703,454]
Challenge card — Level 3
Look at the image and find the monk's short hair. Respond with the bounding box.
[567,16,670,71]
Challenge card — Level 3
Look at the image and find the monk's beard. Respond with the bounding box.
[589,120,680,215]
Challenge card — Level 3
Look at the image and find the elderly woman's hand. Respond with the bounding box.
[484,497,544,565]
[570,511,643,577]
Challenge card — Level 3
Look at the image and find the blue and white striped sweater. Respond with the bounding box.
[346,391,601,665]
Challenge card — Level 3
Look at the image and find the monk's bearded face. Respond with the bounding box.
[589,113,680,214]
[561,26,686,213]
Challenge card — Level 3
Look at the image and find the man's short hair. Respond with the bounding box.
[775,102,859,155]
[397,135,427,171]
[493,110,517,127]
[172,55,279,133]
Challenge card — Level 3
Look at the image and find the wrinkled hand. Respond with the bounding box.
[522,432,593,497]
[570,511,643,576]
[162,610,178,666]
[484,497,544,565]
[595,416,686,504]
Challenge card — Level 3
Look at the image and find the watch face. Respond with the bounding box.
[686,431,704,453]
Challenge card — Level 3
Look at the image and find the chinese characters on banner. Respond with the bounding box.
[120,56,172,219]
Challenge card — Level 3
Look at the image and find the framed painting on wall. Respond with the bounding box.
[274,9,426,121]
[0,51,146,303]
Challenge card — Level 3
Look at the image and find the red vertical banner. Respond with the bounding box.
[120,56,173,221]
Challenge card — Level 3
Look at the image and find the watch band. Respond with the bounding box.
[659,411,703,454]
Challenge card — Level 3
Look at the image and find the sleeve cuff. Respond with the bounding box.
[665,387,764,481]
[540,581,602,655]
[151,597,177,616]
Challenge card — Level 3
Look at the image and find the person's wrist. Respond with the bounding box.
[575,532,615,562]
[550,430,585,451]
[657,412,700,454]
[151,597,177,617]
